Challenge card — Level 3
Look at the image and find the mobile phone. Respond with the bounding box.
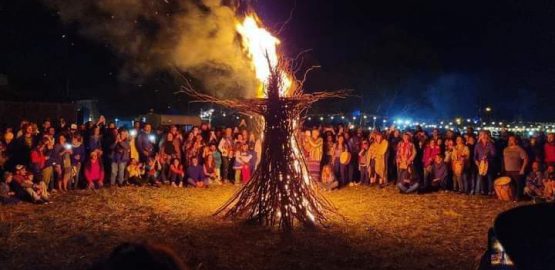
[64,144,72,150]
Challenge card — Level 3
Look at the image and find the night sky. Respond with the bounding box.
[1,0,555,120]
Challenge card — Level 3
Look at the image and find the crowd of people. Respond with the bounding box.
[300,125,555,202]
[1,115,555,205]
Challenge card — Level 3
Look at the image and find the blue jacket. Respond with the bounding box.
[111,140,130,163]
[136,132,153,158]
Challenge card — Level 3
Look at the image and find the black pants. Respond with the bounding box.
[506,171,524,200]
[221,157,231,181]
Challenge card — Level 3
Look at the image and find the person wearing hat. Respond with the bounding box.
[13,165,50,203]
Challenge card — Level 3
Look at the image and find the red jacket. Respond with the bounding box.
[85,160,104,183]
[545,143,555,163]
[30,149,46,169]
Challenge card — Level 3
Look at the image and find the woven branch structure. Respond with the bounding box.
[181,63,348,231]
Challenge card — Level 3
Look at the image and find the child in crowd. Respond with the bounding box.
[169,158,185,188]
[320,164,338,191]
[127,159,145,186]
[145,155,162,187]
[1,172,20,205]
[84,151,104,190]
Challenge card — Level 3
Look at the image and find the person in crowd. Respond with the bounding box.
[168,125,183,161]
[369,131,389,187]
[203,153,220,185]
[358,139,370,185]
[218,128,234,183]
[30,140,47,181]
[42,137,55,191]
[127,159,145,186]
[333,134,350,186]
[431,154,449,191]
[145,155,162,187]
[347,131,361,184]
[543,165,555,201]
[88,126,103,155]
[422,139,440,191]
[524,161,544,200]
[110,129,130,187]
[1,172,20,205]
[397,166,419,194]
[319,164,339,191]
[137,123,154,163]
[474,131,497,195]
[323,133,335,166]
[84,151,104,189]
[503,135,528,201]
[71,135,85,189]
[396,132,416,185]
[210,144,222,183]
[233,143,253,184]
[526,136,543,166]
[13,165,50,203]
[545,133,555,166]
[187,157,207,188]
[466,136,478,194]
[305,128,324,182]
[55,134,73,192]
[169,158,185,188]
[451,136,470,193]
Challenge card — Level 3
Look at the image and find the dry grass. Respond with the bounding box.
[0,185,520,270]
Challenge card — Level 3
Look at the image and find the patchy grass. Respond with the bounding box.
[0,185,519,270]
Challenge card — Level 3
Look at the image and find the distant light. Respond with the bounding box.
[353,116,356,120]
[223,113,226,117]
[466,119,471,122]
[499,122,503,126]
[115,118,119,122]
[404,120,410,125]
[363,115,368,119]
[373,116,377,120]
[485,107,492,112]
[236,116,240,120]
[341,116,345,119]
[330,116,334,120]
[440,121,444,125]
[308,117,312,120]
[492,122,496,125]
[320,117,324,121]
[382,119,386,123]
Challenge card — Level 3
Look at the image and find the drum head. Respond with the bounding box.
[495,176,511,186]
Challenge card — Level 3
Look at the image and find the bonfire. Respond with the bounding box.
[182,13,348,231]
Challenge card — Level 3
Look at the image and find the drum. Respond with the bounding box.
[479,160,488,176]
[339,151,351,165]
[494,177,514,201]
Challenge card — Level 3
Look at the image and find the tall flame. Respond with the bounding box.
[236,14,292,98]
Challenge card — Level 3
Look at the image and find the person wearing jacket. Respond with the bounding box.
[71,135,85,189]
[422,139,440,191]
[85,151,104,189]
[136,124,154,163]
[474,131,496,195]
[110,129,130,186]
[545,133,555,166]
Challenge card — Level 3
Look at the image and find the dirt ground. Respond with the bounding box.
[0,185,519,270]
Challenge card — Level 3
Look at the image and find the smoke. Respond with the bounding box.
[43,0,258,98]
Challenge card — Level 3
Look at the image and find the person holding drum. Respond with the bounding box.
[502,135,528,201]
[474,131,497,195]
